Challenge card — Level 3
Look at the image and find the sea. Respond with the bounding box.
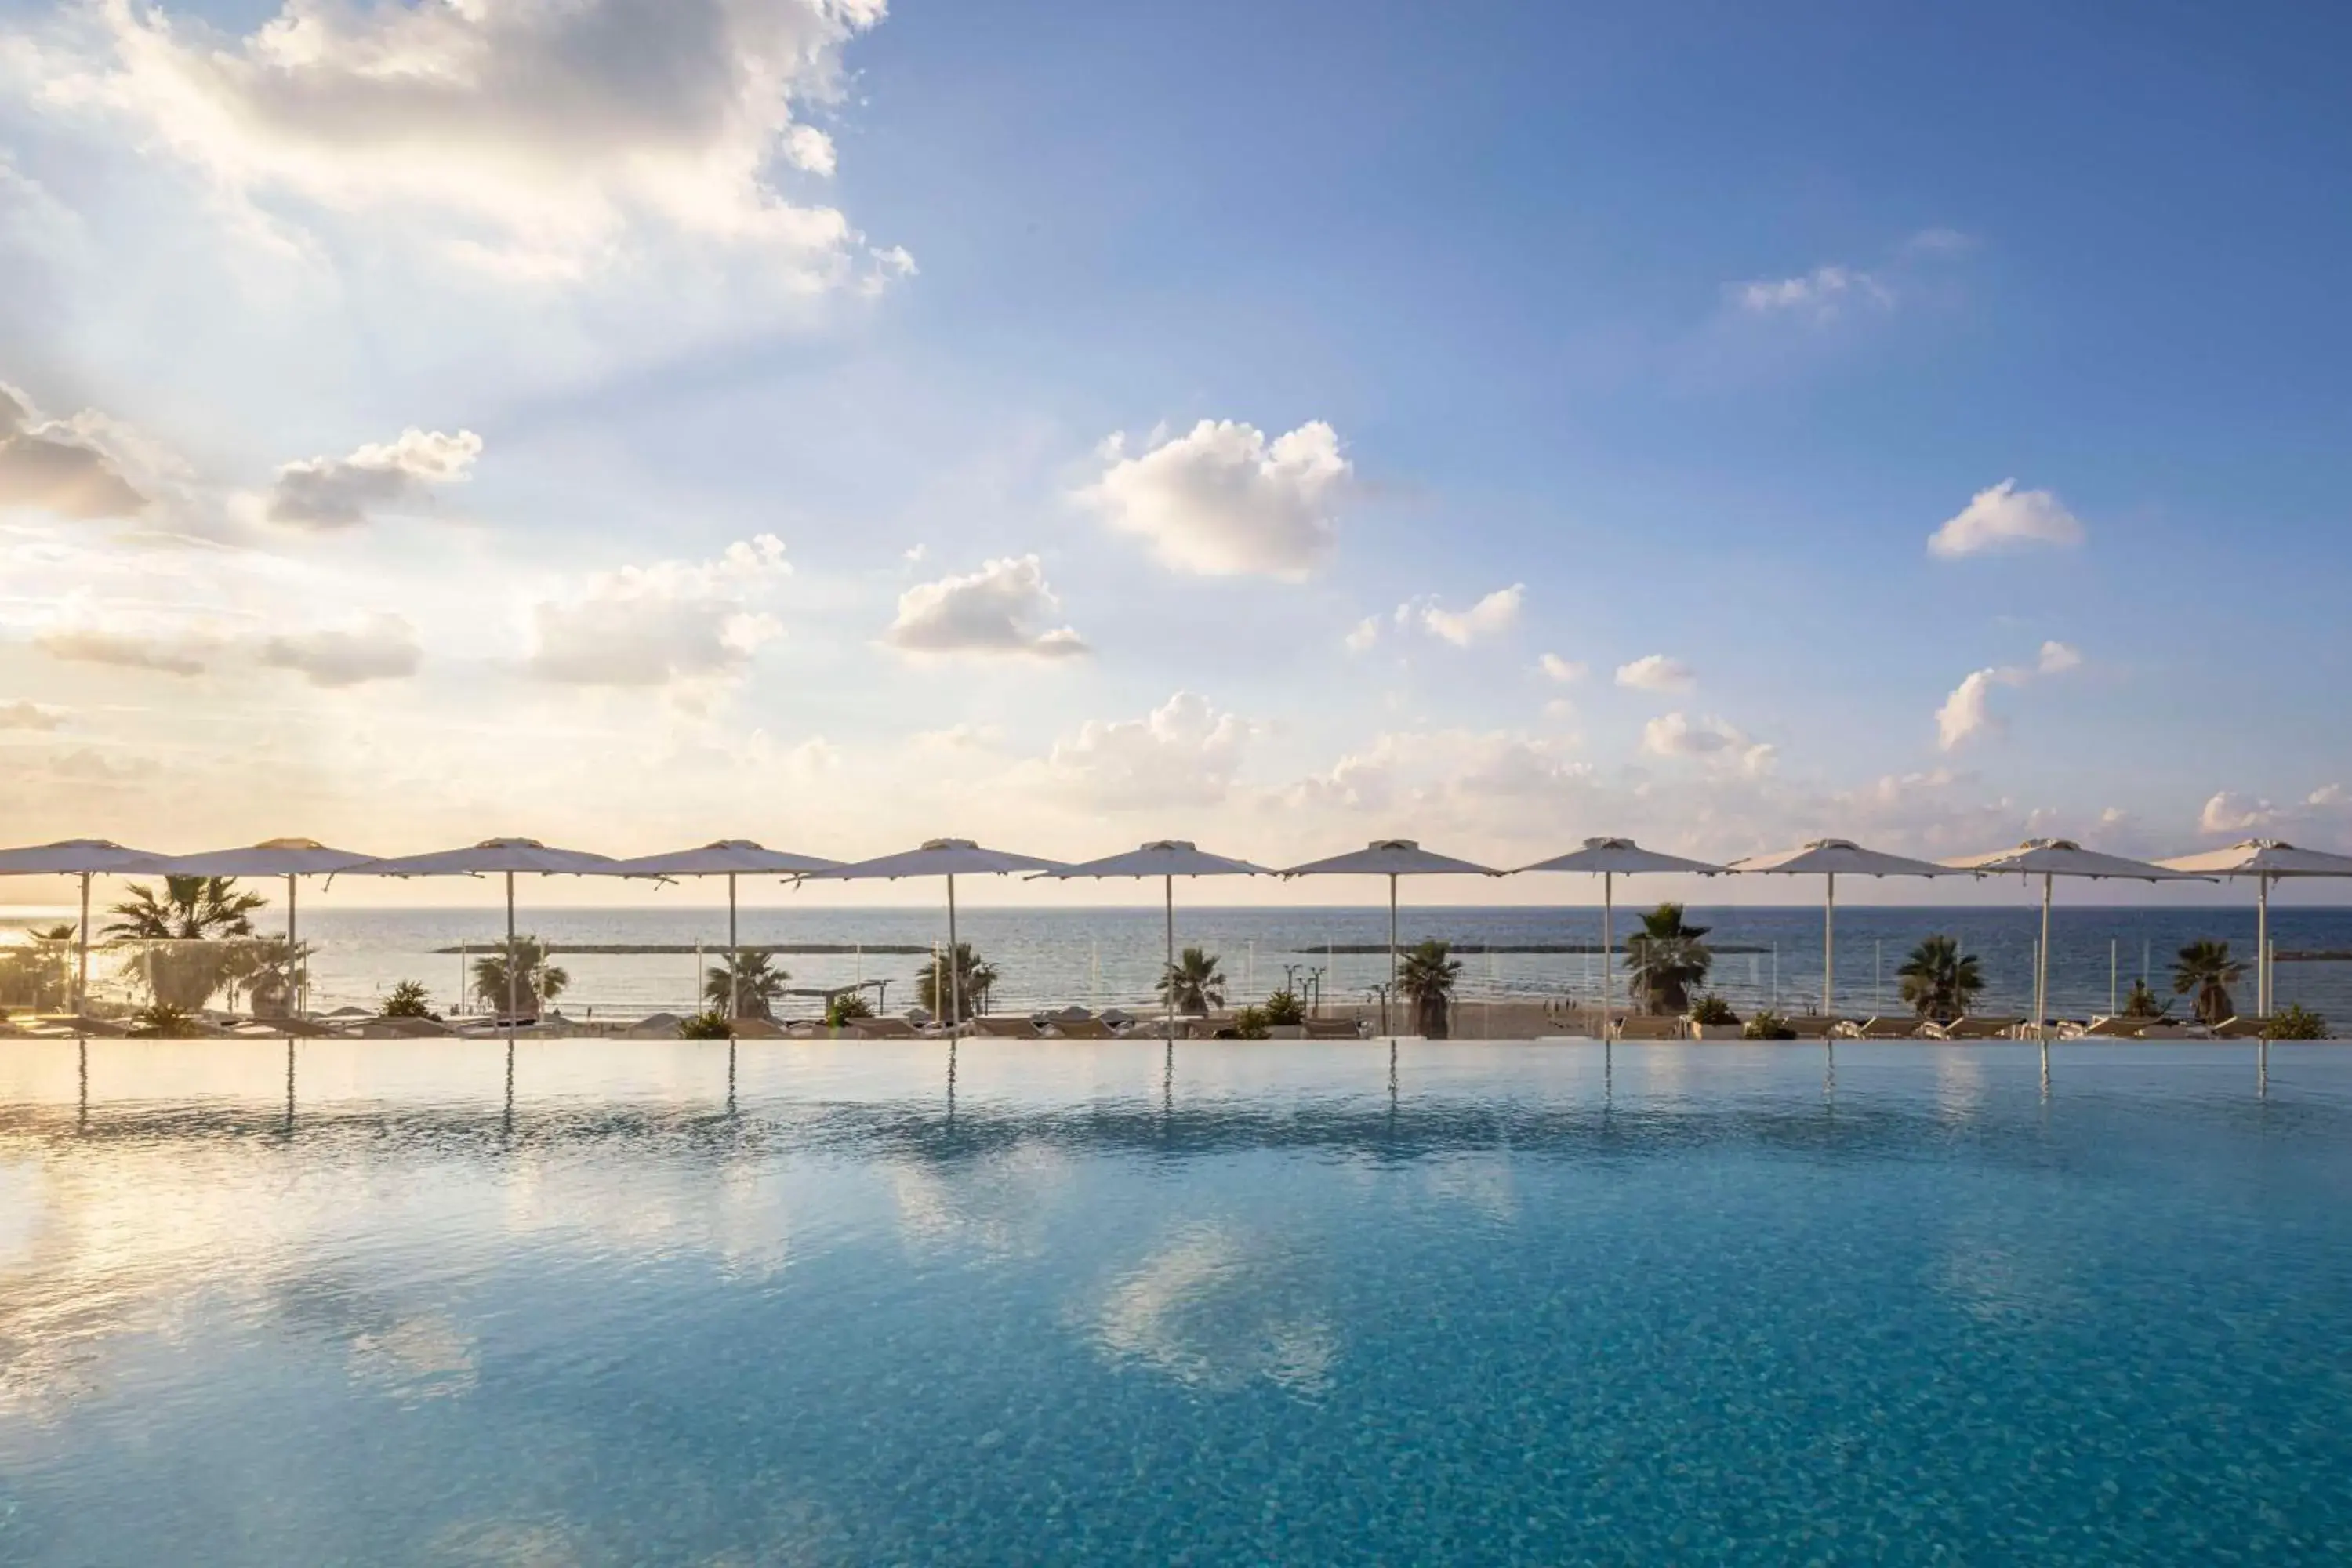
[18,902,2351,1025]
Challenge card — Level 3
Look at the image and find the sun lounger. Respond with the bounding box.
[1770,1015,1842,1038]
[1929,1015,2025,1040]
[2134,1021,2208,1040]
[974,1017,1039,1039]
[2207,1016,2267,1039]
[1611,1015,1686,1040]
[1840,1017,1925,1040]
[854,1018,920,1040]
[1302,1018,1367,1040]
[2069,1015,2151,1039]
[1042,1018,1115,1040]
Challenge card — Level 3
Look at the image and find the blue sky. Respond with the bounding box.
[0,0,2347,904]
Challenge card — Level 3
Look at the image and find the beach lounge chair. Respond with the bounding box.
[1043,1018,1116,1040]
[2134,1021,2209,1040]
[1929,1015,2025,1040]
[1773,1015,1842,1039]
[2208,1016,2267,1039]
[1304,1018,1367,1039]
[2071,1015,2149,1039]
[1840,1017,1924,1040]
[855,1017,920,1040]
[1611,1015,1686,1041]
[974,1016,1039,1039]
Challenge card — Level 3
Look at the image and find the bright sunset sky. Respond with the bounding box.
[1,1,2347,906]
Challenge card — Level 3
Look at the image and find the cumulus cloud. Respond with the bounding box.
[2198,791,2278,836]
[267,429,481,528]
[884,555,1088,659]
[260,613,422,687]
[1538,653,1586,684]
[1615,654,1695,693]
[1416,584,1523,647]
[1936,641,2083,751]
[1929,480,2085,558]
[0,383,147,520]
[0,699,64,730]
[1045,692,1251,810]
[1640,713,1777,777]
[1733,263,1891,318]
[34,628,207,675]
[529,535,790,686]
[40,0,901,291]
[1080,419,1349,578]
[1342,615,1381,654]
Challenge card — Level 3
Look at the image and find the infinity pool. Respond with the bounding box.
[2,1040,2347,1564]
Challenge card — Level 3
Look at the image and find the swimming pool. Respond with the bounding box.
[2,1040,2347,1563]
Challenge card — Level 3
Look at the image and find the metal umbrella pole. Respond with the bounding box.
[75,872,91,1015]
[1164,873,1176,1043]
[1387,873,1399,1036]
[1823,871,1837,1018]
[946,873,960,1027]
[505,870,518,1044]
[1601,870,1613,1039]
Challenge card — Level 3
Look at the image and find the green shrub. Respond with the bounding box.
[677,1010,735,1040]
[1742,1011,1797,1041]
[1261,989,1307,1026]
[129,1002,205,1038]
[1230,1005,1272,1040]
[1690,994,1740,1026]
[826,993,875,1028]
[2264,1004,2328,1040]
[381,980,435,1018]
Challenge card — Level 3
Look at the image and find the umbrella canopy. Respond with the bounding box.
[2158,839,2352,1017]
[1944,839,2205,1051]
[1037,841,1271,1037]
[611,840,842,1019]
[0,838,176,1018]
[807,840,1065,1027]
[609,839,841,877]
[1515,839,1724,1038]
[1281,840,1498,1035]
[163,837,377,878]
[160,838,378,1021]
[1726,839,1970,1022]
[352,839,627,1036]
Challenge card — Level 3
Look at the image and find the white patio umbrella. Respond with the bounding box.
[804,840,1066,1027]
[352,838,626,1037]
[1723,839,1969,1018]
[1515,838,1724,1034]
[611,840,842,1018]
[163,838,377,1017]
[0,838,176,1014]
[2157,840,2352,1018]
[1943,839,2206,1042]
[1279,840,1499,1034]
[1034,840,1272,1039]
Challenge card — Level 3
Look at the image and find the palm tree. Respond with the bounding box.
[1156,946,1227,1016]
[1396,939,1462,1038]
[2171,938,2246,1025]
[471,936,570,1021]
[0,924,78,1011]
[1896,934,1985,1022]
[914,943,998,1024]
[704,949,789,1019]
[232,936,310,1018]
[2119,978,2169,1019]
[1624,902,1712,1014]
[103,875,269,1010]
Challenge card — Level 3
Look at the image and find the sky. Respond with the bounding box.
[1,0,2348,909]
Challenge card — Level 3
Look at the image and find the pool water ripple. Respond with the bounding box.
[0,1039,2347,1563]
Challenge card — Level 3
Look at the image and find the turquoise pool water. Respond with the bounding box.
[2,1040,2347,1563]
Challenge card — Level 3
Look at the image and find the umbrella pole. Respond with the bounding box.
[288,873,299,1020]
[728,872,739,1020]
[946,873,960,1027]
[2038,871,2053,1062]
[1823,872,1836,1020]
[1164,873,1176,1043]
[1601,871,1613,1040]
[2250,876,2262,1018]
[505,870,517,1044]
[1388,873,1399,1038]
[76,870,90,1018]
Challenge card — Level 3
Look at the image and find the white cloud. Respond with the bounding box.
[1537,653,1586,684]
[1045,692,1251,810]
[2310,784,2347,809]
[1615,654,1695,693]
[38,0,900,292]
[1936,641,2083,751]
[2198,791,2277,835]
[1417,584,1523,647]
[1929,480,2085,558]
[1080,419,1348,578]
[528,535,790,686]
[1640,712,1776,777]
[0,699,64,730]
[1342,615,1381,655]
[266,429,481,528]
[1733,263,1891,318]
[884,555,1088,660]
[33,626,209,676]
[259,613,422,688]
[0,382,147,520]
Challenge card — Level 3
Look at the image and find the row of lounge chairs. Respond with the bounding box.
[1600,1013,2275,1042]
